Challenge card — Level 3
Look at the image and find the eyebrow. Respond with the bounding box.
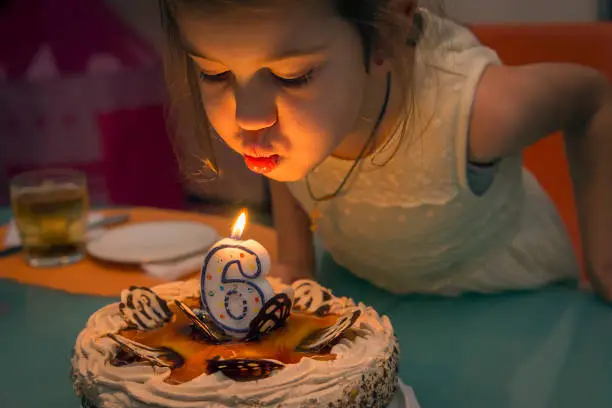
[183,41,328,63]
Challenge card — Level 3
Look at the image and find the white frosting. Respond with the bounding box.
[72,279,397,408]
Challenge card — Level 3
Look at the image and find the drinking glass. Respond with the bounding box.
[10,169,89,267]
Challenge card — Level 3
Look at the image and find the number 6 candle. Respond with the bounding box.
[200,210,275,339]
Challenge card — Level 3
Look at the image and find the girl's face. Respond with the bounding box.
[176,1,386,182]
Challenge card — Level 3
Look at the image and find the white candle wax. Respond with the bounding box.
[200,237,274,339]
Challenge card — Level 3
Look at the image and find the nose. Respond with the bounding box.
[234,78,277,132]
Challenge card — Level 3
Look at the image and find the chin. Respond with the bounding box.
[262,171,302,183]
[261,165,308,183]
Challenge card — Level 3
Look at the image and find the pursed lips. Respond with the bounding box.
[242,154,281,174]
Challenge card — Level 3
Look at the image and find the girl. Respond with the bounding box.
[160,0,612,300]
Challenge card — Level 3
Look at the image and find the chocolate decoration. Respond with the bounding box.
[107,333,184,369]
[245,293,292,341]
[296,307,361,352]
[110,348,144,367]
[291,280,337,317]
[207,357,284,381]
[174,300,229,344]
[119,286,173,331]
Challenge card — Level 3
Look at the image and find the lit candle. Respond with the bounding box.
[200,210,275,339]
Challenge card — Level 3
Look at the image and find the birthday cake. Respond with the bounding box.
[70,277,400,408]
[71,212,400,407]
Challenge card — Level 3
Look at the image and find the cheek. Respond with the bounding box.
[286,70,365,149]
[201,86,233,122]
[276,87,363,176]
[200,86,238,141]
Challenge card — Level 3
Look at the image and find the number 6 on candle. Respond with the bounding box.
[200,238,274,339]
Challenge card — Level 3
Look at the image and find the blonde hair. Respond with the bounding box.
[159,0,446,180]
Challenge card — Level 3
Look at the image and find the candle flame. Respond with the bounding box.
[230,210,247,240]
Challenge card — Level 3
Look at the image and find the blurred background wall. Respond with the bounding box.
[0,0,267,214]
[444,0,599,23]
[1,0,609,212]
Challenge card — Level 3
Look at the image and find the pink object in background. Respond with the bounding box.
[98,105,184,210]
[0,0,156,78]
[0,0,185,209]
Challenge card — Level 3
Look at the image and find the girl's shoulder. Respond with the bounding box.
[417,8,501,78]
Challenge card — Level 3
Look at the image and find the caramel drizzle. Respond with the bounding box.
[114,298,340,384]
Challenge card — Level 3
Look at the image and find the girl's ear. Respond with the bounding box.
[386,0,422,46]
[368,0,421,72]
[388,0,418,19]
[370,49,393,73]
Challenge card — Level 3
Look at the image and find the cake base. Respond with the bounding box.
[76,379,420,408]
[71,345,400,408]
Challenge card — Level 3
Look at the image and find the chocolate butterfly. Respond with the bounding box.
[107,333,184,369]
[110,347,144,367]
[297,307,361,352]
[245,293,292,341]
[119,286,173,331]
[207,357,284,381]
[291,280,336,316]
[174,300,229,344]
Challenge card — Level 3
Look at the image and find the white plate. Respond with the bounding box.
[86,221,219,264]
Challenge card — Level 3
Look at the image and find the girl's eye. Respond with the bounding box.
[199,69,316,88]
[274,70,315,88]
[199,71,231,83]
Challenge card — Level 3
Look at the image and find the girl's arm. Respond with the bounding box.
[469,63,612,300]
[269,180,316,283]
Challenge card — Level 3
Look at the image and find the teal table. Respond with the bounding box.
[1,208,611,408]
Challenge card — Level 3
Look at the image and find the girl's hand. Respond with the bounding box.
[271,263,315,284]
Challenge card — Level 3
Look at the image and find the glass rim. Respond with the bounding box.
[10,167,85,180]
[10,168,86,185]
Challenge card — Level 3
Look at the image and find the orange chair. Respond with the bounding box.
[471,22,612,273]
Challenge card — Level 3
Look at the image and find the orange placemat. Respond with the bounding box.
[0,207,277,297]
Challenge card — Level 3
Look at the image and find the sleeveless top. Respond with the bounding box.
[286,9,579,295]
